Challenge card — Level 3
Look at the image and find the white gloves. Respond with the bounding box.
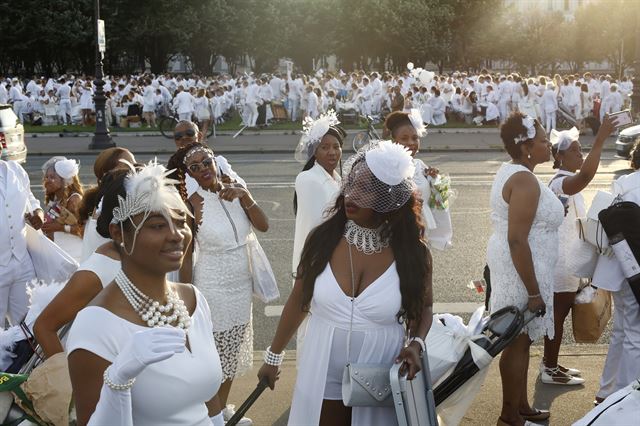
[88,327,186,426]
[109,327,186,384]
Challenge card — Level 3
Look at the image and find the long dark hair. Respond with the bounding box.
[167,142,212,203]
[297,193,431,324]
[293,126,346,215]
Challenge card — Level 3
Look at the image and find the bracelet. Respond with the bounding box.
[242,200,257,210]
[103,367,135,391]
[64,224,71,233]
[264,346,285,366]
[408,336,426,354]
[528,293,541,299]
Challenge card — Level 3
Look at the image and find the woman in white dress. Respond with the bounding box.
[517,83,538,119]
[194,88,211,137]
[41,156,84,263]
[487,113,564,426]
[258,141,433,426]
[67,161,224,426]
[174,143,269,425]
[542,118,615,386]
[293,112,346,359]
[79,82,94,125]
[79,147,136,261]
[385,110,453,250]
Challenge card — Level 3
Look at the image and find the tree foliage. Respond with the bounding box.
[0,0,636,76]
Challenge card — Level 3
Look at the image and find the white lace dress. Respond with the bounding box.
[486,163,564,341]
[193,188,253,380]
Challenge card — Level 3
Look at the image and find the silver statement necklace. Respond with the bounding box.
[343,220,389,255]
[115,270,191,330]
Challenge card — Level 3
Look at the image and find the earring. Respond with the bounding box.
[120,242,125,248]
[527,154,531,160]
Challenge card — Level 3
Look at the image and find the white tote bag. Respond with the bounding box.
[25,225,79,283]
[576,190,614,251]
[246,232,280,303]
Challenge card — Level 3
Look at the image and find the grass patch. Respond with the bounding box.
[24,114,497,134]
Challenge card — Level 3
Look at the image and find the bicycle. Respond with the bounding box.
[158,113,215,139]
[351,115,382,151]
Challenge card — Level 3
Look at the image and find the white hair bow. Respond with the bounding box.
[550,127,579,151]
[53,159,80,180]
[514,116,537,144]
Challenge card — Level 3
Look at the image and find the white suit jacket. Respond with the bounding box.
[0,160,41,266]
[593,171,640,292]
[292,163,341,274]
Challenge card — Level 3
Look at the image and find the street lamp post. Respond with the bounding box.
[89,0,115,150]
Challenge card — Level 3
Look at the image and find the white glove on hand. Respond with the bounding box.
[109,327,186,384]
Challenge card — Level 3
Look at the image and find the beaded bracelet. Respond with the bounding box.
[103,367,136,391]
[243,200,257,210]
[64,224,71,233]
[264,346,285,366]
[528,293,541,299]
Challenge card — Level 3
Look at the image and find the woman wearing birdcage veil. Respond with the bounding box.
[258,140,433,425]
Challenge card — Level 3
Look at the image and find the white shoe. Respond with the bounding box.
[540,366,585,385]
[222,405,253,426]
[539,361,581,376]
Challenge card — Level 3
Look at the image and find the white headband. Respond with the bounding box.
[550,127,579,151]
[514,116,537,144]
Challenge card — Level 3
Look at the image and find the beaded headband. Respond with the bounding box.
[183,145,214,165]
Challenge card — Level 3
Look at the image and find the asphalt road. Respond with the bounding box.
[24,151,632,352]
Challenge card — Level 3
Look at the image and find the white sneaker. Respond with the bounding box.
[222,405,253,426]
[540,366,585,385]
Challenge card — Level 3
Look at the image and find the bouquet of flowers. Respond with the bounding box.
[427,174,455,210]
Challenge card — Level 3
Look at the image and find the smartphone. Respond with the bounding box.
[609,110,633,128]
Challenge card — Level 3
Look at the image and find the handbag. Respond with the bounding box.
[575,190,614,251]
[572,284,612,343]
[246,232,280,303]
[341,244,393,407]
[25,225,78,283]
[569,198,600,278]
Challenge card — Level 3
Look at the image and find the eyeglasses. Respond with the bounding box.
[174,129,196,140]
[187,157,214,174]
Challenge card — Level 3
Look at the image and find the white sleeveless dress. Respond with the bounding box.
[486,163,564,341]
[288,261,404,426]
[66,287,222,426]
[193,188,253,380]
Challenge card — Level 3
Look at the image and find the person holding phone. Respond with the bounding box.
[542,115,616,386]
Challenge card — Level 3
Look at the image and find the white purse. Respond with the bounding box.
[341,244,394,407]
[576,190,614,251]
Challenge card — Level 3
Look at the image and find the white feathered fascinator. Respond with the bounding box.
[342,140,416,213]
[111,159,191,254]
[295,109,341,163]
[408,108,427,137]
[550,127,579,152]
[42,156,80,182]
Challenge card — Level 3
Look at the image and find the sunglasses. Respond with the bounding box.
[187,157,214,174]
[174,129,196,140]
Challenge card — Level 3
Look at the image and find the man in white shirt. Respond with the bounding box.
[56,78,72,125]
[0,160,44,327]
[172,88,196,121]
[244,80,261,127]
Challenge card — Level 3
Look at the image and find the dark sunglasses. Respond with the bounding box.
[174,129,196,140]
[188,157,214,174]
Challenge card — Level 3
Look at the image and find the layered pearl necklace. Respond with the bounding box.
[115,270,191,330]
[343,220,389,255]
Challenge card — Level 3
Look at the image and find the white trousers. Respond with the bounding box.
[178,112,192,121]
[596,283,640,399]
[288,98,300,122]
[0,255,36,327]
[58,99,72,124]
[545,111,556,133]
[245,103,258,127]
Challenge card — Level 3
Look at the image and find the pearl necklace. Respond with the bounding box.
[115,270,191,330]
[343,220,389,255]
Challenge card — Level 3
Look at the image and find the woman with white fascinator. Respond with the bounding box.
[541,117,616,386]
[292,110,346,358]
[385,109,453,251]
[66,161,224,426]
[41,156,84,262]
[259,141,433,426]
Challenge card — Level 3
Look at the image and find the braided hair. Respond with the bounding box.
[167,142,214,203]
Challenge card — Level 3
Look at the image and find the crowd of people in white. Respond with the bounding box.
[1,69,633,132]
